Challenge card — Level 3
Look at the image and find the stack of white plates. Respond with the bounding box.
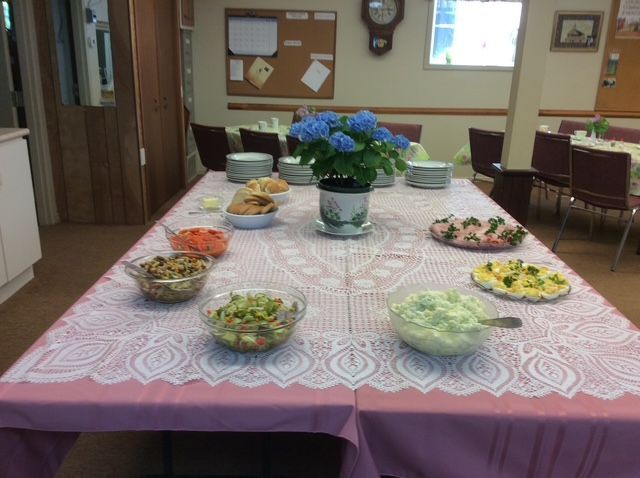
[405,161,453,189]
[226,152,273,182]
[372,169,395,188]
[278,156,316,185]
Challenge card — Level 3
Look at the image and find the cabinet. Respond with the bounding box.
[134,0,185,215]
[0,129,42,303]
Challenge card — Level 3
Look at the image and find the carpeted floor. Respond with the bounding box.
[0,180,638,477]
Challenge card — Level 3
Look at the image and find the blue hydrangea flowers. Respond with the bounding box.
[329,132,356,152]
[289,110,411,187]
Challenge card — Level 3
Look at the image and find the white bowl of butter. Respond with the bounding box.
[199,195,222,212]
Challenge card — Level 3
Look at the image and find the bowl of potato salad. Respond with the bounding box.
[387,283,498,356]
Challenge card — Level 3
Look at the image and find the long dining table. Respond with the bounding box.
[2,172,640,477]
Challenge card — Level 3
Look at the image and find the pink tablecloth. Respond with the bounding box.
[2,173,640,477]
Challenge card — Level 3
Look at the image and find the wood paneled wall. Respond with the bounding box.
[34,0,144,224]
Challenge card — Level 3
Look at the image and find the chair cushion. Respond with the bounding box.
[628,195,640,209]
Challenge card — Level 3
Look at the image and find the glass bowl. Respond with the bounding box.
[387,283,497,356]
[124,251,214,303]
[199,282,307,353]
[165,217,233,258]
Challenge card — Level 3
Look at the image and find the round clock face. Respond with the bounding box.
[368,0,398,25]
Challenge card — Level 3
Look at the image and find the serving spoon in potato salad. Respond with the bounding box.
[478,317,523,328]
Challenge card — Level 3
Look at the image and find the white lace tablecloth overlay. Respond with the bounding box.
[4,174,640,400]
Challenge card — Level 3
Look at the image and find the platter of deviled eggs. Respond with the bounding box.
[471,259,571,301]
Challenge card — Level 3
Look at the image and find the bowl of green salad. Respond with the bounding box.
[199,282,307,353]
[387,283,498,356]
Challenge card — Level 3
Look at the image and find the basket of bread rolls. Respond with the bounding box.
[224,187,279,229]
[246,177,290,204]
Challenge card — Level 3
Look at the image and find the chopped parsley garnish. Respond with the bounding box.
[464,232,481,243]
[462,216,481,229]
[433,214,454,224]
[443,223,459,240]
[498,225,528,245]
[503,276,514,287]
[485,262,493,271]
[526,265,539,275]
[486,216,507,234]
[549,273,568,285]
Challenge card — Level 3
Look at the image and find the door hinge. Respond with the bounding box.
[10,91,24,108]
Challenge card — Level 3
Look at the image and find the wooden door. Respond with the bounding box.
[155,0,183,203]
[35,0,144,224]
[135,0,184,216]
[135,0,165,215]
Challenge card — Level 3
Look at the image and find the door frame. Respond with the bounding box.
[13,0,59,225]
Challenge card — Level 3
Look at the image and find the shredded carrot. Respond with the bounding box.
[170,227,229,257]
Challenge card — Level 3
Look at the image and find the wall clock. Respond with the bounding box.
[361,0,405,55]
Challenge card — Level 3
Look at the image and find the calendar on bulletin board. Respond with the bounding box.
[225,8,337,99]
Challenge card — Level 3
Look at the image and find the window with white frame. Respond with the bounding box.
[427,0,522,69]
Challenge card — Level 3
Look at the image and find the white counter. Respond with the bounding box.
[0,128,29,144]
[0,128,42,304]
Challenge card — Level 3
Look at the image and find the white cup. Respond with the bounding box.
[574,130,587,139]
[538,125,550,133]
[258,120,268,131]
[271,117,279,130]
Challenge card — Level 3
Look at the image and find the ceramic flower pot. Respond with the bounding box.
[317,179,373,234]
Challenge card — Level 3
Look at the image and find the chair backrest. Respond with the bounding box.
[558,120,586,135]
[239,128,282,172]
[604,125,640,143]
[190,123,231,171]
[531,131,571,186]
[377,121,422,143]
[286,134,301,157]
[468,128,504,179]
[570,146,631,210]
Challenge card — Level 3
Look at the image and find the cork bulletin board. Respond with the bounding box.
[595,0,640,112]
[225,8,337,99]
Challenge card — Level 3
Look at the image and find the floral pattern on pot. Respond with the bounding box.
[318,186,371,233]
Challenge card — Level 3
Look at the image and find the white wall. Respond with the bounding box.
[192,0,639,177]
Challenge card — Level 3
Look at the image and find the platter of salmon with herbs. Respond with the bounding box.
[429,215,528,249]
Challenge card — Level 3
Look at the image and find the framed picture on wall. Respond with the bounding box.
[551,11,604,52]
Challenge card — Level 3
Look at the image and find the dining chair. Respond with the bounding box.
[558,120,586,135]
[377,121,422,143]
[604,125,640,143]
[468,128,504,181]
[531,131,571,216]
[239,128,283,172]
[552,145,640,271]
[286,134,301,157]
[190,123,231,171]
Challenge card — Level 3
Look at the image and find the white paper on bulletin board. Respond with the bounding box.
[228,16,278,56]
[301,60,331,92]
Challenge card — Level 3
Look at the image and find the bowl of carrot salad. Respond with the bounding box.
[165,219,233,258]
